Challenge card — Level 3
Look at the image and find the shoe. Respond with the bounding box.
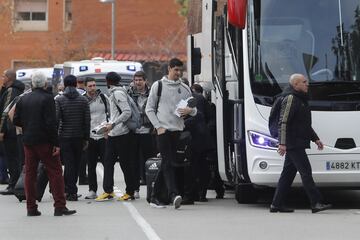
[134,190,140,199]
[95,192,115,202]
[181,198,194,205]
[117,193,135,201]
[215,187,225,199]
[66,194,78,201]
[312,203,332,213]
[198,197,208,202]
[270,205,294,213]
[85,191,97,199]
[0,187,14,195]
[173,195,182,209]
[54,207,77,216]
[149,198,166,208]
[27,209,41,217]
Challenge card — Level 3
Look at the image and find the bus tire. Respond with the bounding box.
[235,183,258,204]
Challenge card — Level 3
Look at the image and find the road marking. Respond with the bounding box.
[96,165,162,240]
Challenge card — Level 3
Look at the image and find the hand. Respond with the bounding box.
[82,140,89,151]
[157,127,166,135]
[52,147,60,156]
[315,140,324,150]
[177,107,192,117]
[277,144,286,156]
[105,123,113,134]
[0,133,4,142]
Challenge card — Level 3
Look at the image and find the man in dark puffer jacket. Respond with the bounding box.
[55,75,90,201]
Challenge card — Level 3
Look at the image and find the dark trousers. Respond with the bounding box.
[183,150,210,199]
[272,148,323,207]
[154,131,180,200]
[4,137,20,189]
[134,133,154,190]
[0,143,8,181]
[24,144,66,211]
[87,138,105,192]
[103,133,136,195]
[79,150,87,180]
[60,138,83,195]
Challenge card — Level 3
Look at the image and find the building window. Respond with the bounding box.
[14,0,48,31]
[64,0,72,31]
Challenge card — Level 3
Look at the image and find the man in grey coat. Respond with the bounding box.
[146,58,197,209]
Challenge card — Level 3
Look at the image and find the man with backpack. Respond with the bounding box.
[128,71,155,199]
[84,77,109,199]
[145,58,197,209]
[270,73,332,213]
[95,72,137,201]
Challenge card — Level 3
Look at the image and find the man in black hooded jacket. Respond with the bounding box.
[270,73,332,214]
[55,75,90,201]
[0,69,25,195]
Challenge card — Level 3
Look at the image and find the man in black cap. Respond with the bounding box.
[55,74,90,201]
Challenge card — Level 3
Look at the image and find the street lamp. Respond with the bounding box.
[99,0,116,59]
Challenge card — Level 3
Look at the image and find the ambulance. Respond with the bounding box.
[16,67,54,90]
[62,57,142,94]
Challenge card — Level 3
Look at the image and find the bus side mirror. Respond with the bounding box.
[192,47,202,76]
[228,0,247,29]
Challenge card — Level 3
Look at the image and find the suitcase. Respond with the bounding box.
[14,163,49,202]
[145,157,168,204]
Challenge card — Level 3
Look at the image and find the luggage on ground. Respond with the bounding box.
[14,163,49,202]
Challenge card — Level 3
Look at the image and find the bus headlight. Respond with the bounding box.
[248,131,278,150]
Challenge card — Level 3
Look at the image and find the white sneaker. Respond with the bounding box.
[134,190,140,199]
[85,191,97,199]
[173,195,182,209]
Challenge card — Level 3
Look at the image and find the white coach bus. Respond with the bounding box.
[188,0,360,203]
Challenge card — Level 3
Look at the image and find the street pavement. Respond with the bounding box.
[0,165,360,240]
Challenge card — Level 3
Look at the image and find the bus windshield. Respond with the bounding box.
[248,0,360,106]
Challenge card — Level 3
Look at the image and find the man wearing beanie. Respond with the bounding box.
[95,72,137,201]
[13,71,76,216]
[55,74,90,201]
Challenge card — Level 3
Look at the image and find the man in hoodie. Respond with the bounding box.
[270,73,332,213]
[145,58,197,209]
[55,75,90,201]
[0,69,25,195]
[95,72,137,202]
[13,71,76,217]
[84,77,109,199]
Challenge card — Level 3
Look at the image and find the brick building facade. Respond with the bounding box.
[0,0,187,79]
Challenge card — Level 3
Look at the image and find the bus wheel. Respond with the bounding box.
[235,183,258,204]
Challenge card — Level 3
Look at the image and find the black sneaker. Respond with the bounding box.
[66,194,78,201]
[54,207,77,216]
[27,209,41,217]
[269,205,294,213]
[149,198,166,208]
[312,203,332,213]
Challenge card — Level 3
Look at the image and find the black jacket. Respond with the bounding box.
[0,80,25,138]
[55,86,90,140]
[278,86,319,149]
[13,88,59,146]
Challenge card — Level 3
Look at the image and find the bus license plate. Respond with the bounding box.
[326,161,360,171]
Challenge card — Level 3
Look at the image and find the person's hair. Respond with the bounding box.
[77,76,86,83]
[191,84,203,94]
[63,74,77,87]
[289,73,304,86]
[4,69,16,81]
[169,58,183,68]
[31,71,47,88]
[133,71,146,80]
[106,72,121,86]
[84,77,96,86]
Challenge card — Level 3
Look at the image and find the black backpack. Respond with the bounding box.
[268,95,285,139]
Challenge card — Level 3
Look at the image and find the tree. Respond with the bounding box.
[175,0,189,17]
